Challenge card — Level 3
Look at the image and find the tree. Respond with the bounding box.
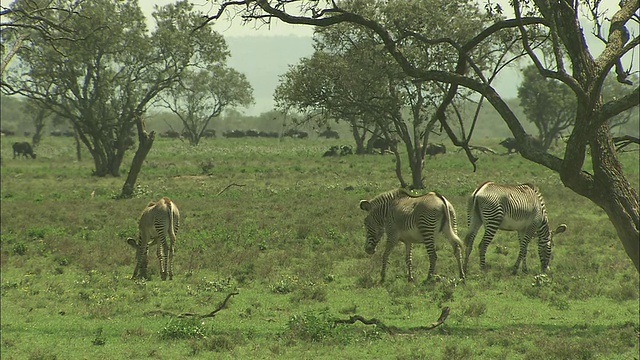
[518,65,576,151]
[4,0,230,198]
[275,0,500,189]
[159,67,254,146]
[204,0,640,271]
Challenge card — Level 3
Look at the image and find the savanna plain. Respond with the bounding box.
[1,135,638,359]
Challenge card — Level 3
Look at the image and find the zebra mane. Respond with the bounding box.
[368,188,406,207]
[369,188,433,207]
[520,183,548,217]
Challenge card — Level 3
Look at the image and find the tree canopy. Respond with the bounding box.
[276,0,502,189]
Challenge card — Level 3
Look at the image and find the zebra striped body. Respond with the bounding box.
[127,197,180,280]
[464,181,566,274]
[360,189,465,283]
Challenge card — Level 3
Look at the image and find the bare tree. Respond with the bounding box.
[203,0,639,271]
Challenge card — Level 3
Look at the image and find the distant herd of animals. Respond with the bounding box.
[3,128,547,162]
[128,179,567,283]
[156,128,340,139]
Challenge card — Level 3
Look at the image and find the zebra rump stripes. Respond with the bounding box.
[360,188,465,283]
[463,181,567,275]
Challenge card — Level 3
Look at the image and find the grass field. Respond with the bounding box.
[1,135,638,359]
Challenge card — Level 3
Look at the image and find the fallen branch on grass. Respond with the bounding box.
[144,291,239,319]
[216,183,246,196]
[333,306,450,335]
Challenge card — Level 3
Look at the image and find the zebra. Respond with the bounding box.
[463,181,567,275]
[359,188,465,283]
[127,197,180,280]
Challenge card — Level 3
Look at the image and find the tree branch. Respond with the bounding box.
[334,307,450,335]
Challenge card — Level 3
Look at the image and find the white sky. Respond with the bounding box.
[140,0,315,37]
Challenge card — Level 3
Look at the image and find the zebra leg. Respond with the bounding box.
[537,233,552,273]
[513,230,534,274]
[160,238,170,281]
[478,223,499,271]
[138,242,150,280]
[168,239,175,280]
[404,241,414,282]
[380,238,396,283]
[424,237,438,281]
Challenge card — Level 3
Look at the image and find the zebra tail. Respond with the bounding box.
[436,194,463,246]
[467,189,482,228]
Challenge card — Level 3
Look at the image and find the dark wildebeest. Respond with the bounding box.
[159,130,180,138]
[12,142,36,159]
[322,145,340,157]
[499,138,518,154]
[202,129,216,138]
[425,143,446,158]
[340,145,353,156]
[223,130,246,138]
[318,129,340,139]
[245,129,260,137]
[371,137,397,155]
[284,129,309,139]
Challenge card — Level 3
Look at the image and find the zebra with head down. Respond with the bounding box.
[127,197,180,281]
[464,181,567,275]
[359,189,465,283]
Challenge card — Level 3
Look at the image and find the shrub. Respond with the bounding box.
[286,310,343,343]
[464,301,487,317]
[159,318,210,340]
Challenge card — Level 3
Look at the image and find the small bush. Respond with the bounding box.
[290,283,327,303]
[159,318,210,340]
[12,242,27,255]
[270,275,298,294]
[464,301,487,317]
[286,310,340,343]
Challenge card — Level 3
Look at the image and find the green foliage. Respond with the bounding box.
[518,65,576,150]
[285,310,341,343]
[160,318,210,340]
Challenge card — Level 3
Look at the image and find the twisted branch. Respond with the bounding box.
[333,307,450,335]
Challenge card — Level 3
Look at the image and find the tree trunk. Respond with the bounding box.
[73,130,82,162]
[409,155,424,190]
[119,130,156,199]
[352,125,366,154]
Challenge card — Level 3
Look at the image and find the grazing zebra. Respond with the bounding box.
[359,189,465,283]
[463,181,567,275]
[127,197,180,280]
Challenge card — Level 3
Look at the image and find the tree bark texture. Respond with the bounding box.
[120,116,156,199]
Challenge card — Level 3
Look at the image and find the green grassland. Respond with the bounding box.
[1,135,638,359]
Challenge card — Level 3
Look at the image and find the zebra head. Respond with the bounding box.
[360,199,384,255]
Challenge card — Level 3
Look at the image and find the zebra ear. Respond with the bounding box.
[126,237,138,248]
[553,224,567,235]
[359,200,372,211]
